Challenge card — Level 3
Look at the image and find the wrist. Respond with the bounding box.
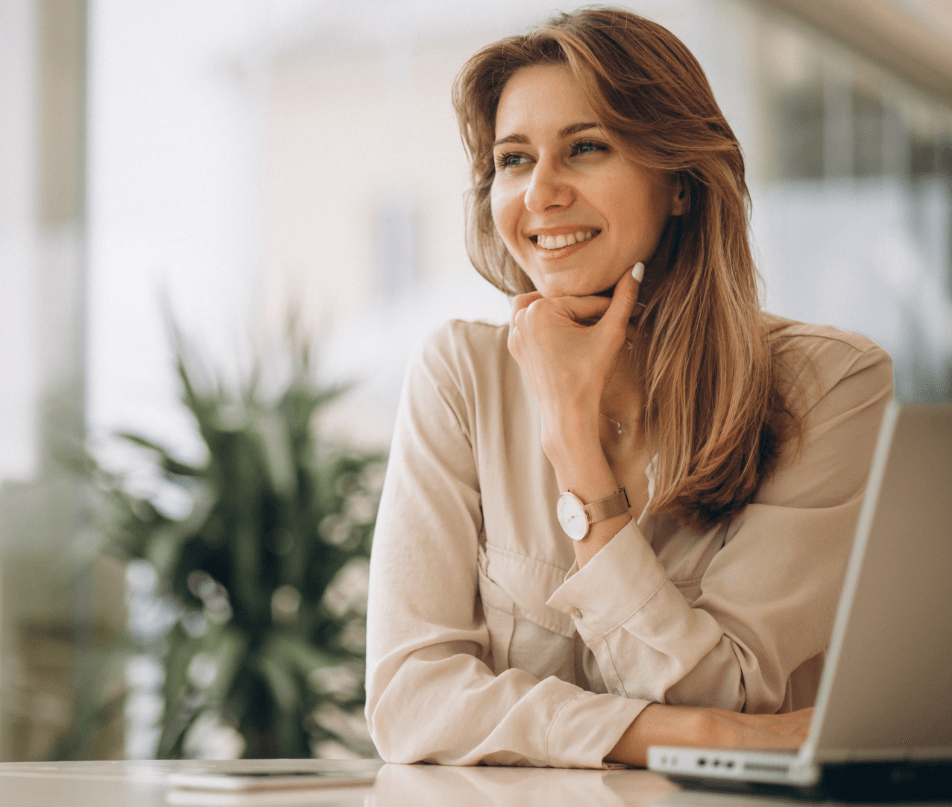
[557,488,630,542]
[545,418,619,519]
[607,704,708,768]
[540,405,600,466]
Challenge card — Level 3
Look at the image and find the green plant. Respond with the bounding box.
[73,333,384,759]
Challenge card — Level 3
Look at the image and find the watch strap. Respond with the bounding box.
[584,488,630,523]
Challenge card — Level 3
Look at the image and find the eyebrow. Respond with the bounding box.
[492,122,601,149]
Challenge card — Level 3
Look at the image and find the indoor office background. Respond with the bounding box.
[0,0,950,762]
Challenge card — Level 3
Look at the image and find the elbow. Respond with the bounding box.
[365,686,409,764]
[365,681,433,765]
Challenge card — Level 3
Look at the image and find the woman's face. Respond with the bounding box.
[490,64,684,299]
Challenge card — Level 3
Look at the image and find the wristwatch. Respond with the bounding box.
[557,488,630,541]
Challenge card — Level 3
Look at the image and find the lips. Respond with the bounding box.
[530,228,600,251]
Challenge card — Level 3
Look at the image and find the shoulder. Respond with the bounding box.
[754,317,894,510]
[766,315,889,369]
[405,318,514,406]
[398,318,526,455]
[418,319,510,366]
[764,316,894,437]
[765,315,893,413]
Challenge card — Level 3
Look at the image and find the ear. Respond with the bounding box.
[670,175,688,217]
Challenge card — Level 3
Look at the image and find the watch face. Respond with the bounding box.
[557,493,589,541]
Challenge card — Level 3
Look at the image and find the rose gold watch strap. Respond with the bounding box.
[584,488,630,523]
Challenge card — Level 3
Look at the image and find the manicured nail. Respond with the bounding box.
[632,262,645,282]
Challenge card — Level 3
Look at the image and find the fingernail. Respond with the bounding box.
[632,262,645,282]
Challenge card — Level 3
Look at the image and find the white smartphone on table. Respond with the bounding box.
[166,759,382,792]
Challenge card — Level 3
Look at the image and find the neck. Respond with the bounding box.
[598,326,646,446]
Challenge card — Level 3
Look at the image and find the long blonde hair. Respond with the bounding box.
[453,7,800,531]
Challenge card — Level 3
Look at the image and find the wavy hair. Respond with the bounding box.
[452,6,800,531]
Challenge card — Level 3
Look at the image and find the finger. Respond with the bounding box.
[511,291,543,320]
[513,292,610,327]
[508,292,543,355]
[562,295,611,323]
[510,292,543,345]
[600,262,644,332]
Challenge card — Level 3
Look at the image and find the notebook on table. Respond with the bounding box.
[648,401,952,802]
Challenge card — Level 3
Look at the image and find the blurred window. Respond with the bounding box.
[760,14,952,402]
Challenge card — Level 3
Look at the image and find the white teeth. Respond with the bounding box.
[536,230,596,250]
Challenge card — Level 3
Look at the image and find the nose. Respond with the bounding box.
[523,157,574,213]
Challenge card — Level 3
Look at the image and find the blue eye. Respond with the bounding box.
[494,152,528,170]
[572,140,607,156]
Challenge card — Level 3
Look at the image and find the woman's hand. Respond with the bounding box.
[608,704,813,768]
[507,263,643,460]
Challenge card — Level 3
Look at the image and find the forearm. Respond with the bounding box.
[508,271,645,569]
[607,704,701,767]
[607,703,812,768]
[368,649,645,767]
[545,409,632,567]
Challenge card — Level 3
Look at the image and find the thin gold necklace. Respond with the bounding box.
[599,411,641,436]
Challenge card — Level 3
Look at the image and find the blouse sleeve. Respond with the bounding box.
[546,333,894,713]
[364,324,645,768]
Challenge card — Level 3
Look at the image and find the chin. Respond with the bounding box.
[533,272,615,299]
[541,284,615,299]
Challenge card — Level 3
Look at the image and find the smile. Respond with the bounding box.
[532,229,599,250]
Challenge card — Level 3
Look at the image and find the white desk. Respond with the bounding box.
[0,759,864,807]
[0,759,685,807]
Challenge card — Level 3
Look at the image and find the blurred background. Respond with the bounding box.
[1,0,950,761]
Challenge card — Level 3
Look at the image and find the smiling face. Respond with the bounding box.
[490,64,684,298]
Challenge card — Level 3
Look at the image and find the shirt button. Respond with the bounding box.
[571,608,583,619]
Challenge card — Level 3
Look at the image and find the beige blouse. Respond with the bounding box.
[365,317,894,768]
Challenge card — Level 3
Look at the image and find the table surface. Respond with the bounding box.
[0,758,742,807]
[1,758,923,807]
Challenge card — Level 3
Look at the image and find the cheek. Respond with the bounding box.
[623,185,674,249]
[490,184,519,245]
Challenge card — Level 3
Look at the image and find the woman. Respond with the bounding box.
[365,7,893,768]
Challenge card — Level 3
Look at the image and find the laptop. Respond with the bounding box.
[648,401,952,802]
